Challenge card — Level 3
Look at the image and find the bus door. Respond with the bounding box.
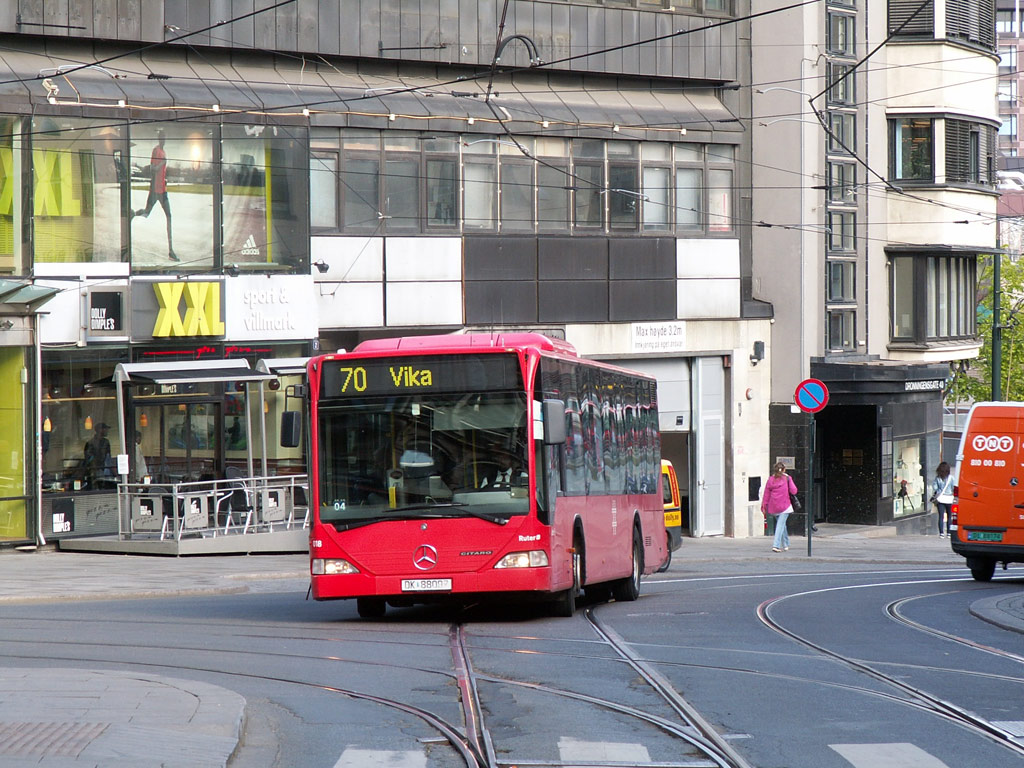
[134,399,223,484]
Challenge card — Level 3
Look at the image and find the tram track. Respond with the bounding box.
[759,590,1024,759]
[2,609,752,768]
[448,610,752,768]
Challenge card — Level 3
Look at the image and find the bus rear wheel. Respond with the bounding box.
[612,529,642,602]
[356,597,387,618]
[967,557,996,582]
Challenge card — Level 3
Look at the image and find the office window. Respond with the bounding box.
[340,131,381,232]
[891,252,977,344]
[828,12,856,55]
[946,119,995,185]
[890,0,935,35]
[500,161,535,231]
[707,169,733,232]
[999,45,1018,71]
[609,164,640,230]
[828,211,856,252]
[827,62,856,105]
[642,166,671,230]
[828,260,856,302]
[424,136,459,229]
[675,168,702,228]
[890,117,934,181]
[828,161,857,204]
[946,0,996,49]
[827,310,856,351]
[891,256,916,339]
[310,152,338,229]
[829,112,856,154]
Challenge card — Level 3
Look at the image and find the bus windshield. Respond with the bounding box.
[317,390,530,527]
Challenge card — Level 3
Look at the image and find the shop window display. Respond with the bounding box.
[893,438,924,517]
[130,122,215,270]
[31,116,126,264]
[0,117,22,274]
[222,124,307,271]
[41,349,126,494]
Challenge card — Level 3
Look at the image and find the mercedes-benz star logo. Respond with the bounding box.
[413,544,438,571]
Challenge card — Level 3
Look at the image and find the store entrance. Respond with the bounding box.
[134,400,223,484]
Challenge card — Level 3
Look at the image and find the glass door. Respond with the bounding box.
[135,400,222,484]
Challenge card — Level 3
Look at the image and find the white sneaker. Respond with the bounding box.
[939,533,945,538]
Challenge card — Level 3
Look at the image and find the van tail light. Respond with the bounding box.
[950,503,958,531]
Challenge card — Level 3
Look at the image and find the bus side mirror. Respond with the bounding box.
[542,399,567,445]
[280,411,302,448]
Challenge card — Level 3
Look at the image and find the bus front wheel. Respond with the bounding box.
[552,534,583,617]
[967,557,996,582]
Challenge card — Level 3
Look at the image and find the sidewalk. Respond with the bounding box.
[0,525,1019,766]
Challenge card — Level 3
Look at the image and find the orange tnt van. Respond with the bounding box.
[658,460,683,572]
[952,402,1024,581]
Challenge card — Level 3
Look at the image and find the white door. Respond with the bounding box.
[693,357,725,536]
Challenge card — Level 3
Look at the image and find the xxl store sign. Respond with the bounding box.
[130,276,317,342]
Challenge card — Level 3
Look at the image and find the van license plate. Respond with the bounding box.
[402,578,452,592]
[967,531,1003,542]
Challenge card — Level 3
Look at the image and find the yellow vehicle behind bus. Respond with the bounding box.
[658,459,683,572]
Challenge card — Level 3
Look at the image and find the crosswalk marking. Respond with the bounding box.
[333,748,427,768]
[830,742,949,768]
[558,736,652,763]
[993,721,1024,737]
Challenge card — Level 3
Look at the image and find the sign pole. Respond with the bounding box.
[794,378,828,558]
[807,414,814,558]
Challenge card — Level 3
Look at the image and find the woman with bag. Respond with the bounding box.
[931,461,955,538]
[761,461,798,552]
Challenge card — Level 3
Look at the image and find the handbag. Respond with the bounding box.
[789,492,802,511]
[935,476,954,504]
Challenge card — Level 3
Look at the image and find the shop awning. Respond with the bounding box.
[256,357,311,377]
[0,279,59,312]
[114,360,275,386]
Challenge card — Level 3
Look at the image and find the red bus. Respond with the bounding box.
[307,332,667,617]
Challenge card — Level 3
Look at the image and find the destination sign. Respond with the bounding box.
[321,353,522,398]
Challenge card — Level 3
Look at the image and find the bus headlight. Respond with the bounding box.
[312,558,359,575]
[494,550,549,569]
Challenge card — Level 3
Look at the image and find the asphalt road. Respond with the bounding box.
[0,531,1021,767]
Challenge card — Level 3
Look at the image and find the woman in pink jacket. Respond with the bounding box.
[762,462,798,552]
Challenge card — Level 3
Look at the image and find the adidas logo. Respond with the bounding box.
[240,234,260,256]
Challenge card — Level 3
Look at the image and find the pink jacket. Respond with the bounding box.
[762,474,798,516]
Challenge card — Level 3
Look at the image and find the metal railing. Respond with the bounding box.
[118,474,309,541]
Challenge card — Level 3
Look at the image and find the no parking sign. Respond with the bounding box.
[794,378,829,413]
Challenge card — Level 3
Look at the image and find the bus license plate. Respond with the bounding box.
[402,578,452,592]
[664,511,682,527]
[967,531,1003,542]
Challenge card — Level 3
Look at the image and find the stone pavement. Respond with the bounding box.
[0,525,1019,766]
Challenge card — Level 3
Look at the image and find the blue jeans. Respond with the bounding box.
[936,502,951,534]
[772,510,791,550]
